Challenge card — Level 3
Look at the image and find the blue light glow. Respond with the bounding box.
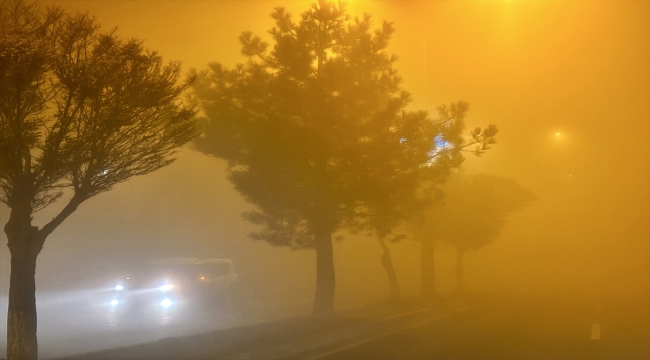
[434,135,447,147]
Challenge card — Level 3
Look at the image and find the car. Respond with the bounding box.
[107,257,237,314]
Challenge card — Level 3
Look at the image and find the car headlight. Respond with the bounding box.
[157,284,174,291]
[160,298,172,308]
[115,284,124,291]
[110,299,119,306]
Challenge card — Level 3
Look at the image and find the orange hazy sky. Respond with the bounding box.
[2,0,648,302]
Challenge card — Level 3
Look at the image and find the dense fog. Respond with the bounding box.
[1,1,648,358]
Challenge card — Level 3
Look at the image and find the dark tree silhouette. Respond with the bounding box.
[412,172,536,293]
[351,103,497,302]
[0,1,198,358]
[191,1,498,316]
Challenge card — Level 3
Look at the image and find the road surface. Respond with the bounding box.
[311,295,649,360]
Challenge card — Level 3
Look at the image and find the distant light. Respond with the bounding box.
[115,284,124,291]
[160,298,172,308]
[199,276,205,280]
[555,132,562,137]
[434,134,447,147]
[110,299,118,306]
[158,284,174,291]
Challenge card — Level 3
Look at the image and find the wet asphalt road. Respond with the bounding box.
[1,290,243,359]
[1,292,647,360]
[316,295,649,360]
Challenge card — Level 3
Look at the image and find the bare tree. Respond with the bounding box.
[0,1,198,358]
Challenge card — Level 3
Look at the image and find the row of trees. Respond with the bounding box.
[189,0,498,318]
[193,1,497,317]
[0,1,533,359]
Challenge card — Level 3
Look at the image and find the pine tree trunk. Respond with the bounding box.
[455,247,465,293]
[378,236,401,302]
[420,239,435,299]
[313,230,335,318]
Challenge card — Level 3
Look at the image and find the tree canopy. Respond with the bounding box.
[192,1,495,249]
[417,172,536,253]
[0,2,197,210]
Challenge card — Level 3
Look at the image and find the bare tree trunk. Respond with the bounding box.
[313,230,335,318]
[4,192,82,359]
[420,239,435,299]
[378,236,401,302]
[5,204,43,360]
[455,247,465,293]
[7,246,39,360]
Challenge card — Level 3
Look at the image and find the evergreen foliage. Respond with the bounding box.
[192,1,496,248]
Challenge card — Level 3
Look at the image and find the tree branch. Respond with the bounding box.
[39,192,85,238]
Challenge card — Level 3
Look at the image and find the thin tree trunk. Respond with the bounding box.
[420,239,435,299]
[455,247,465,293]
[378,236,401,302]
[313,230,335,318]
